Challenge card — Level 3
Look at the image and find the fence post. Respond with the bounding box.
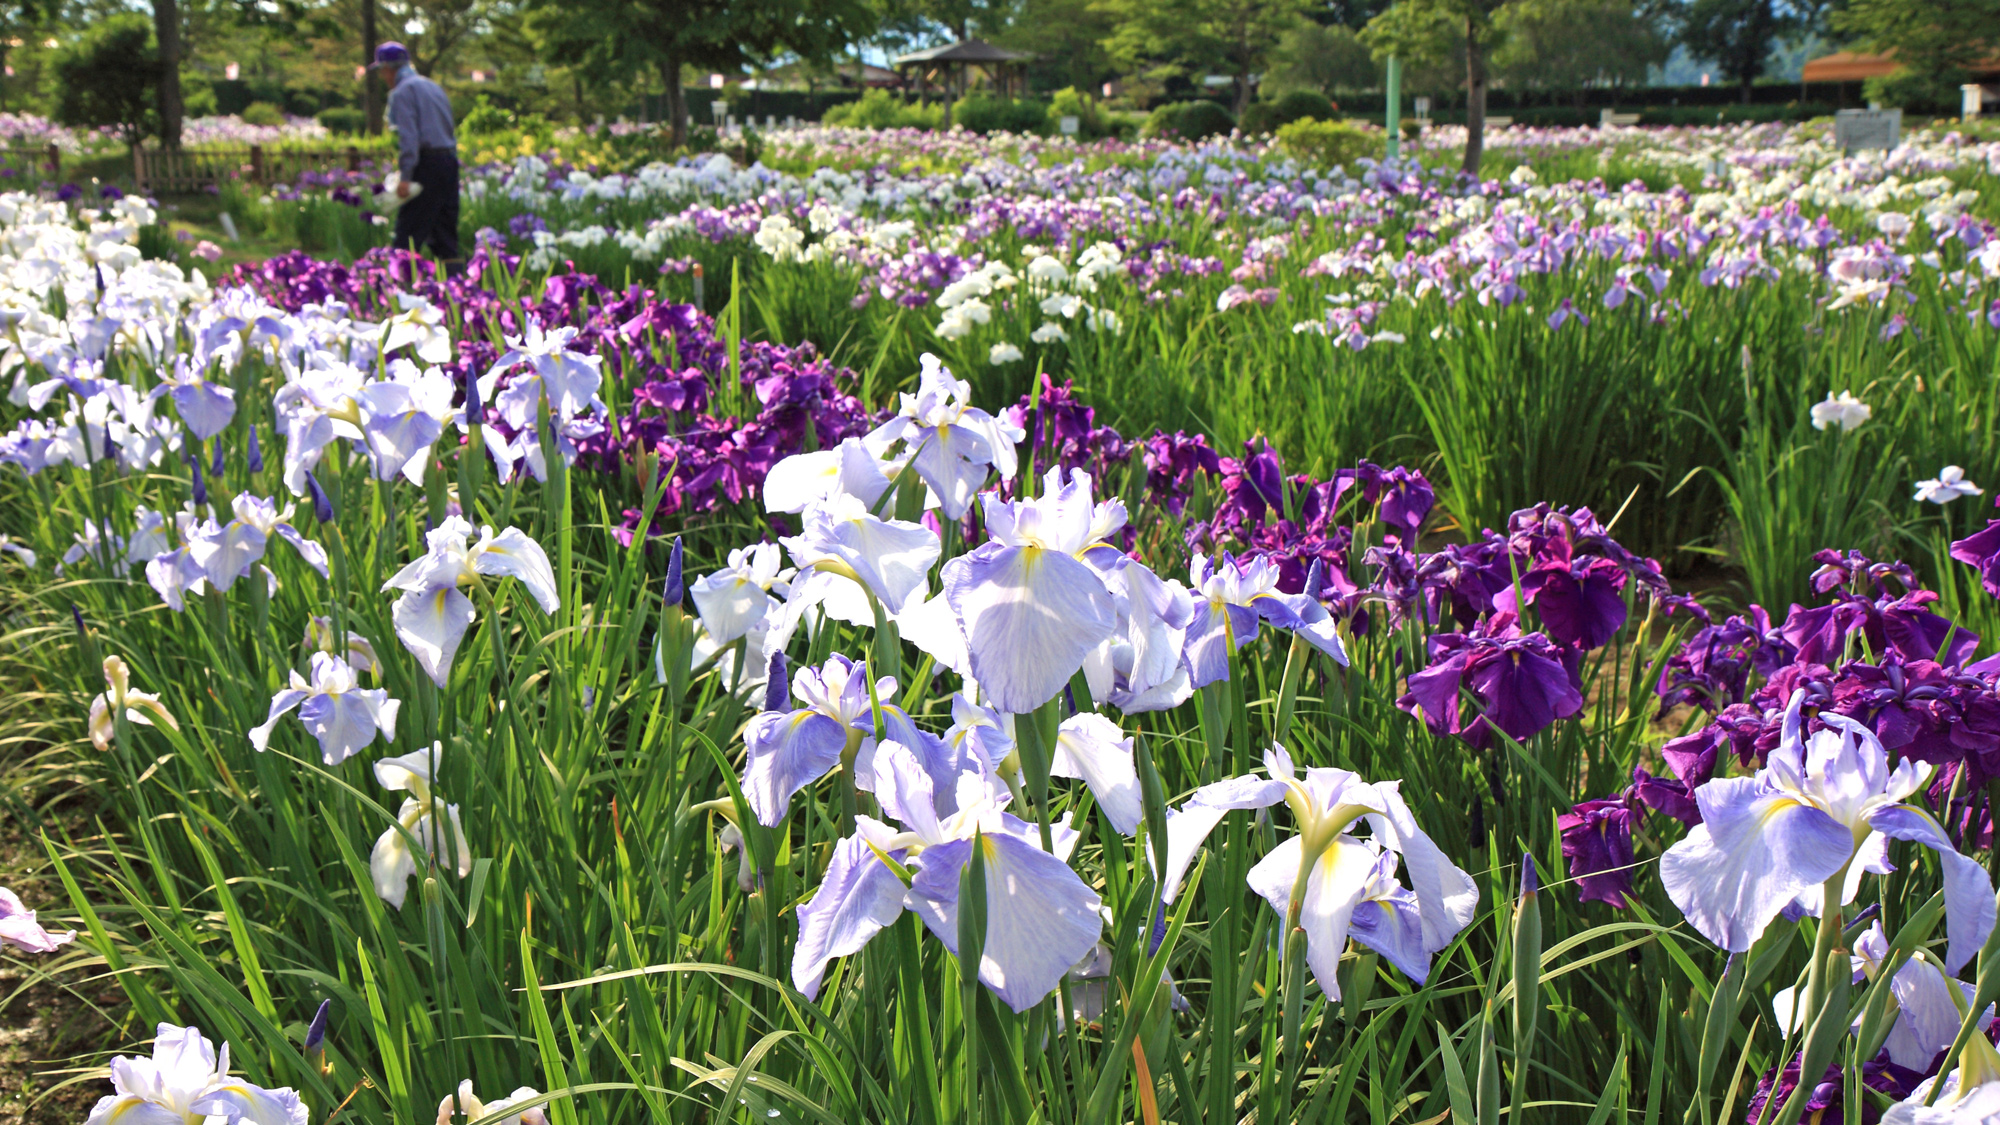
[249,144,265,183]
[132,148,144,194]
[45,142,58,179]
[346,145,360,173]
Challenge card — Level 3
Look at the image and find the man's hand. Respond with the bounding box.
[396,182,413,200]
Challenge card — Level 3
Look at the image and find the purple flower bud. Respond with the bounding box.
[304,999,332,1055]
[70,602,87,639]
[463,373,484,426]
[1519,851,1538,898]
[764,652,788,713]
[1304,557,1326,601]
[306,471,335,524]
[246,425,264,473]
[210,440,225,479]
[190,457,207,507]
[663,536,683,605]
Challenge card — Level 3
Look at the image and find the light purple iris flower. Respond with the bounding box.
[247,651,400,766]
[1662,690,1997,973]
[85,1023,307,1125]
[1184,552,1348,688]
[741,654,881,826]
[150,357,237,441]
[476,318,605,430]
[941,468,1124,713]
[1771,920,1993,1073]
[381,517,560,687]
[355,364,458,485]
[188,493,330,593]
[1151,745,1478,999]
[865,353,1024,519]
[1081,558,1197,714]
[0,887,76,953]
[793,741,1100,1013]
[783,493,941,621]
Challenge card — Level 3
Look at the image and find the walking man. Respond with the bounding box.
[371,42,461,269]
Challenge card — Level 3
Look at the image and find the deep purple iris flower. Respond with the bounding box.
[1742,1052,1924,1125]
[1398,615,1583,748]
[1953,520,2000,600]
[1557,798,1639,907]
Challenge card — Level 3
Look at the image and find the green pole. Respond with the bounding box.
[1385,55,1403,160]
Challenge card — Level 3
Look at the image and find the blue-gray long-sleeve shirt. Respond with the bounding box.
[387,66,456,180]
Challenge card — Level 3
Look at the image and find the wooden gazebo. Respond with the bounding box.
[891,39,1033,126]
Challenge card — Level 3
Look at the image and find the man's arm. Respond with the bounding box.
[389,85,420,181]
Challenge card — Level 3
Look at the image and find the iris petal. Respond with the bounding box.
[943,544,1115,713]
[741,710,848,826]
[1660,777,1854,953]
[792,817,908,999]
[907,833,1104,1013]
[1868,804,1997,974]
[392,586,477,688]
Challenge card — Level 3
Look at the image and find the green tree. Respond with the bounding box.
[1362,0,1504,173]
[530,0,875,146]
[1677,0,1789,103]
[1492,0,1666,101]
[1833,0,2000,109]
[53,13,161,151]
[1266,19,1379,97]
[997,0,1117,94]
[1093,0,1310,115]
[0,0,53,111]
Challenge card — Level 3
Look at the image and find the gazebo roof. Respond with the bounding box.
[1800,50,1901,83]
[891,39,1031,67]
[1802,48,2000,83]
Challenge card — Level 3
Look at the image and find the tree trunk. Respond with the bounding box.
[363,0,382,134]
[659,52,686,147]
[154,0,182,148]
[1740,73,1753,105]
[1233,71,1251,116]
[1462,16,1486,177]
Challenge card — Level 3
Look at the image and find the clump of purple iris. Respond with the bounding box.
[1560,543,2000,913]
[1398,613,1583,749]
[508,212,548,240]
[1742,1053,1924,1125]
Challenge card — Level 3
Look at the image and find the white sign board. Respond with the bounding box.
[1967,84,1985,119]
[1413,97,1430,118]
[1058,115,1080,135]
[1834,108,1900,153]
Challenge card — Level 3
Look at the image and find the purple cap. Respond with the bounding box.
[370,42,409,69]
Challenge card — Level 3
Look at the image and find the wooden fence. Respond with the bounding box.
[133,145,375,195]
[0,144,65,182]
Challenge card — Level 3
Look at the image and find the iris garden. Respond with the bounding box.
[6,120,2000,1123]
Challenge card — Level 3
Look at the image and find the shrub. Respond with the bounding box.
[241,101,285,127]
[1274,89,1338,124]
[822,88,941,130]
[1241,89,1340,136]
[51,14,158,148]
[317,107,365,135]
[1142,99,1235,141]
[1274,117,1378,172]
[1239,101,1281,135]
[459,94,511,137]
[953,95,1048,135]
[1046,86,1107,138]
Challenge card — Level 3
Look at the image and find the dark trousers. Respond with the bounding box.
[392,148,462,266]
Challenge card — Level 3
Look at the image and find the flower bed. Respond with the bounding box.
[5,124,2000,1125]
